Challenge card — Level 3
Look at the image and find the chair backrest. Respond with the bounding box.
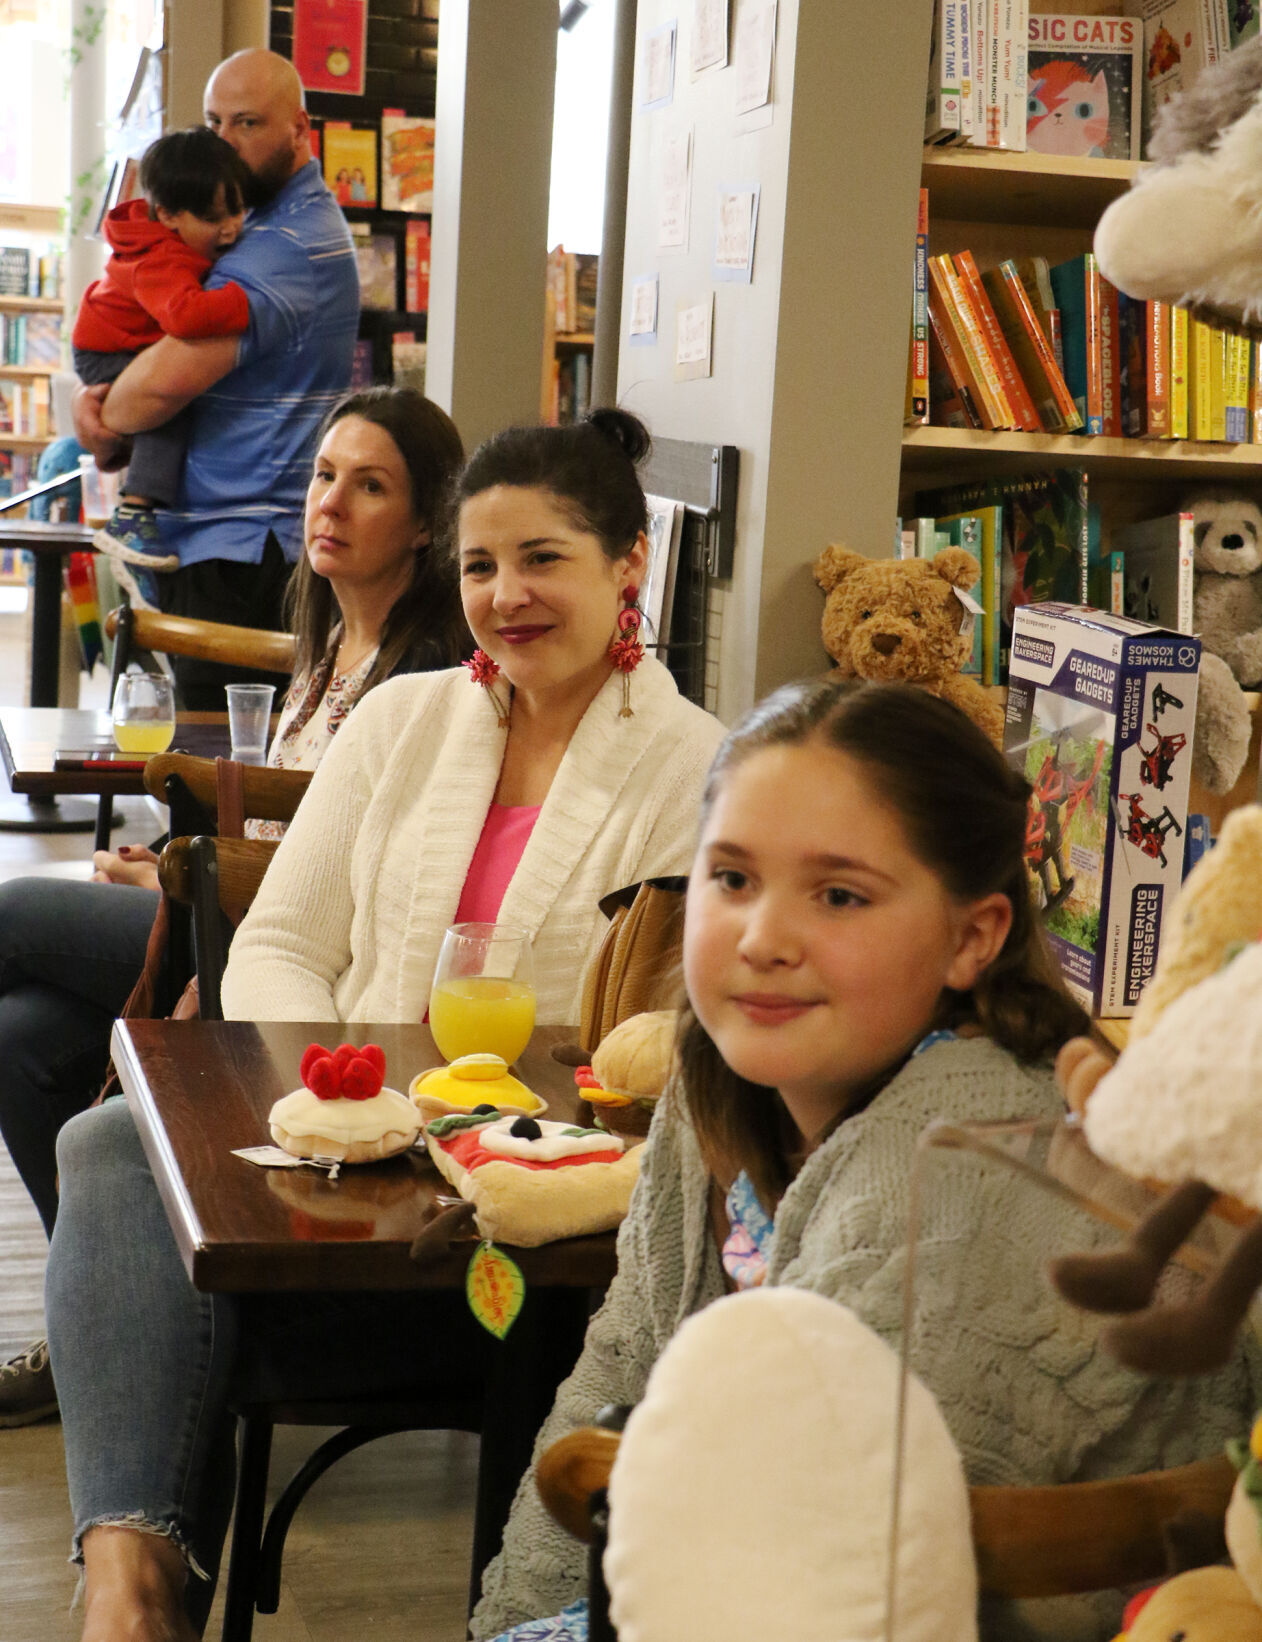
[144,752,312,826]
[534,1426,1236,1601]
[158,835,281,1020]
[105,602,296,684]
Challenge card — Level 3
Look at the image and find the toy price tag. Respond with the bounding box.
[952,584,983,647]
[466,1240,525,1338]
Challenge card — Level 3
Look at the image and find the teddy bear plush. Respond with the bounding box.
[1188,491,1262,793]
[813,544,1005,746]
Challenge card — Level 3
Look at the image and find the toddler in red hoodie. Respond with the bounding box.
[72,127,252,595]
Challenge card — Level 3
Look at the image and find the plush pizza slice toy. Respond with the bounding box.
[424,1109,641,1246]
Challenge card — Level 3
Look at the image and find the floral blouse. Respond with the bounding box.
[245,645,377,841]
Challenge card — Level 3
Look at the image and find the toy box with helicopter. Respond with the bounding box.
[1003,603,1201,1017]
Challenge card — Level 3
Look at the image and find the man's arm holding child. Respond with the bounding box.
[74,333,240,461]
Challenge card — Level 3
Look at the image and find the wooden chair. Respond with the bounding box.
[95,604,297,850]
[534,1424,1237,1635]
[152,827,491,1642]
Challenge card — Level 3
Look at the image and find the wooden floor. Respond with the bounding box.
[0,605,479,1641]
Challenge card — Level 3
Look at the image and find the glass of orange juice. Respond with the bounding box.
[429,922,536,1065]
[111,672,176,755]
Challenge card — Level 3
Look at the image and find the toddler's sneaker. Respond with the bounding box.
[94,504,179,572]
[94,503,178,608]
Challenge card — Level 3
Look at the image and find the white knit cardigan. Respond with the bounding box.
[221,658,724,1025]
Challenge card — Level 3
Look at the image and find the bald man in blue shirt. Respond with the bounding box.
[75,50,360,707]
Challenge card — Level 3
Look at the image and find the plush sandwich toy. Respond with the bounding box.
[575,1009,678,1138]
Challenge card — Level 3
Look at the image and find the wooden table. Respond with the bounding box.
[0,707,233,801]
[110,1018,616,1619]
[110,1018,616,1292]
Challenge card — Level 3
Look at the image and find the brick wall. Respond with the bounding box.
[269,2,439,118]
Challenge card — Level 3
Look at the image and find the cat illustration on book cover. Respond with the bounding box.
[1027,60,1112,156]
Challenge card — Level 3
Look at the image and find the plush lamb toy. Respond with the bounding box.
[1094,34,1262,327]
[1188,491,1262,793]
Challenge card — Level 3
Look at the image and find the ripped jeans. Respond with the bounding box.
[47,1098,498,1630]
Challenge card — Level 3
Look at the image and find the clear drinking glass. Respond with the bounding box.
[429,922,536,1064]
[111,671,175,755]
[225,682,276,766]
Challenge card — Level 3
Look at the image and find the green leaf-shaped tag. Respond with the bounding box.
[466,1240,525,1339]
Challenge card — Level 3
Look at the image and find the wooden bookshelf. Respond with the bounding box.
[0,295,62,315]
[0,364,52,380]
[0,435,50,454]
[903,426,1262,484]
[909,146,1262,515]
[922,148,1139,229]
[555,332,594,349]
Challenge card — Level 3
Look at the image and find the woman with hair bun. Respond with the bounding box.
[46,409,725,1642]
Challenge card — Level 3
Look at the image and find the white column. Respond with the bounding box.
[66,0,109,313]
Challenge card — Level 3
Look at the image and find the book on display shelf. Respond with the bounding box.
[323,122,379,210]
[380,113,435,213]
[1115,511,1195,633]
[1026,13,1143,161]
[1050,254,1104,435]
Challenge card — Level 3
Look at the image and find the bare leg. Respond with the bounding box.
[1049,1180,1218,1313]
[81,1526,198,1642]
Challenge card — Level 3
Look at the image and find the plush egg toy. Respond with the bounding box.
[411,1053,546,1122]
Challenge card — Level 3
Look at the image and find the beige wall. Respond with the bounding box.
[164,0,268,128]
[617,0,933,720]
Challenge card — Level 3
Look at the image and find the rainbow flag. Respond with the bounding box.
[65,552,102,673]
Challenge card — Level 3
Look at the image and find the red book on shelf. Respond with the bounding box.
[981,261,1083,433]
[953,250,1041,432]
[929,255,1009,428]
[928,295,984,429]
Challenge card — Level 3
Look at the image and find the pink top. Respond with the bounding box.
[453,802,542,926]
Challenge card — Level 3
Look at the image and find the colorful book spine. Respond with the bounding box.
[1117,293,1147,437]
[907,189,930,425]
[1146,301,1170,438]
[1099,276,1121,438]
[926,0,965,141]
[1225,330,1250,442]
[1209,324,1227,441]
[1252,338,1262,443]
[982,261,1082,432]
[984,0,1003,145]
[1049,253,1103,434]
[1110,550,1125,616]
[1190,317,1215,441]
[953,250,1039,429]
[998,0,1029,150]
[919,323,978,426]
[1170,306,1190,439]
[930,255,1009,427]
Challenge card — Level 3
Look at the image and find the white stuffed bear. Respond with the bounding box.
[1188,491,1262,793]
[603,1288,978,1642]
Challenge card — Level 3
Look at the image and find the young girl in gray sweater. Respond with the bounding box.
[475,678,1260,1642]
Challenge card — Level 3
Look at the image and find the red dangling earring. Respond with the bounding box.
[608,585,645,718]
[463,649,510,728]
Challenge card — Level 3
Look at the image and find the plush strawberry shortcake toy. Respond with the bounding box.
[268,1042,420,1164]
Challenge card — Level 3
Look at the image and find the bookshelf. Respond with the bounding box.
[900,147,1262,532]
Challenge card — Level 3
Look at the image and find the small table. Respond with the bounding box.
[110,1018,616,1616]
[0,708,235,804]
[0,518,96,707]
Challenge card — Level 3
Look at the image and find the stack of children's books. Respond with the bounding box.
[906,194,1260,444]
[926,6,1145,157]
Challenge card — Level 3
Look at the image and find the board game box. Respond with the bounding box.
[1004,602,1201,1016]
